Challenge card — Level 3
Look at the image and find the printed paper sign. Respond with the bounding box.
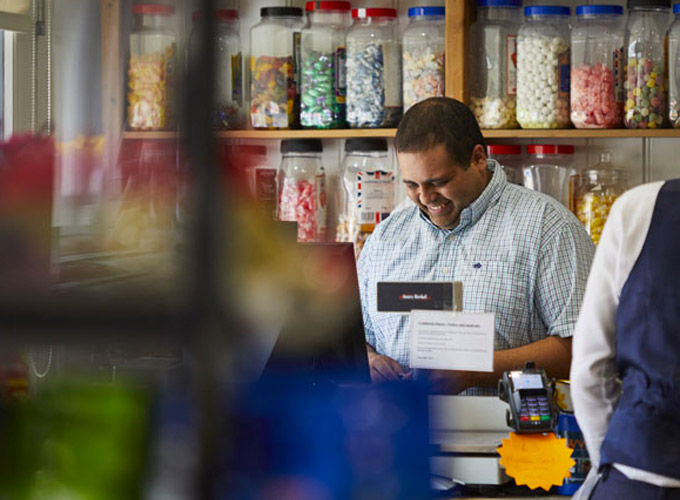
[409,310,494,372]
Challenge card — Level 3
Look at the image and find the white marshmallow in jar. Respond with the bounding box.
[516,5,572,129]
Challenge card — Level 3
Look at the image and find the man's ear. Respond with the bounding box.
[470,144,488,170]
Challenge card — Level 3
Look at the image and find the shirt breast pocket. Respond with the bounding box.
[455,260,531,349]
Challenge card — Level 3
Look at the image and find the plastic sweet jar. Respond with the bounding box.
[402,6,446,112]
[300,1,351,129]
[278,139,327,242]
[249,7,305,129]
[487,144,524,185]
[570,5,625,128]
[668,3,680,127]
[127,4,177,131]
[573,152,627,245]
[346,8,402,128]
[623,0,671,129]
[337,138,394,256]
[189,10,244,129]
[468,0,522,129]
[524,144,575,207]
[516,6,572,129]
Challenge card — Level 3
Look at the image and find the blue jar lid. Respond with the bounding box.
[576,4,624,15]
[524,5,571,16]
[408,6,446,16]
[674,2,680,13]
[479,0,522,8]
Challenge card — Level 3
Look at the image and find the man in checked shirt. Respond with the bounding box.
[357,98,595,394]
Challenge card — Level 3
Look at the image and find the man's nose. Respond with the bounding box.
[419,186,437,205]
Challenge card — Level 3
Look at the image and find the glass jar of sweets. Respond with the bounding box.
[300,1,351,129]
[189,10,244,130]
[623,0,671,129]
[571,5,625,128]
[337,138,394,256]
[250,7,305,129]
[487,144,524,185]
[468,0,522,129]
[128,4,177,131]
[572,152,627,244]
[516,6,572,129]
[524,144,575,207]
[278,139,327,242]
[667,3,680,127]
[402,6,446,112]
[346,8,402,128]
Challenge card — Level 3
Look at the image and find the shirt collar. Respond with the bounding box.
[417,159,507,234]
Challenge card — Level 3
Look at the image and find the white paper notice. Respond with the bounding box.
[409,310,495,372]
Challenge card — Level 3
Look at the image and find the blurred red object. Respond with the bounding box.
[0,134,54,293]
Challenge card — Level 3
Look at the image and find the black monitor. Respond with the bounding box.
[261,242,371,386]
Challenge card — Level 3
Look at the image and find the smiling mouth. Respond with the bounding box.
[426,200,451,215]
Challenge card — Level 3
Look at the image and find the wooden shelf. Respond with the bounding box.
[122,129,397,140]
[482,128,680,139]
[121,128,680,141]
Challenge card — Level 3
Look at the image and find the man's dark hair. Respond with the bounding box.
[395,97,486,168]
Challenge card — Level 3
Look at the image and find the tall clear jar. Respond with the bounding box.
[668,3,680,127]
[516,6,571,129]
[250,7,304,129]
[573,152,627,244]
[623,0,671,129]
[188,10,244,130]
[402,6,446,112]
[487,144,524,185]
[524,144,575,207]
[346,8,402,128]
[337,139,394,256]
[300,1,351,129]
[468,0,522,129]
[128,4,177,131]
[571,5,625,128]
[278,139,327,242]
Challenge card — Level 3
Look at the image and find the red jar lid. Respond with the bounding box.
[487,145,521,155]
[306,1,351,11]
[217,9,239,20]
[133,4,175,15]
[352,8,398,18]
[527,145,574,155]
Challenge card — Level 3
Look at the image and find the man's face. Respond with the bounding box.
[398,144,490,230]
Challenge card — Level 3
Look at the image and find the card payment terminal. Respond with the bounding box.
[498,362,555,433]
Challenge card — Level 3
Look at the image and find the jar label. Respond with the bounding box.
[231,52,243,106]
[505,35,517,96]
[613,47,624,103]
[383,41,402,108]
[316,172,327,239]
[293,32,302,97]
[335,46,347,103]
[559,50,570,97]
[354,171,395,224]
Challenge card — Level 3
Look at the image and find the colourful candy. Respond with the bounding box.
[574,192,618,245]
[402,46,445,111]
[469,96,518,129]
[250,55,296,129]
[571,64,622,128]
[623,57,666,129]
[301,50,345,128]
[346,42,401,128]
[127,48,175,131]
[279,177,326,242]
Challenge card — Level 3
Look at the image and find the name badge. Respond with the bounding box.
[376,281,463,313]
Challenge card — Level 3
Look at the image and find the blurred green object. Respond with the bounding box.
[0,377,150,500]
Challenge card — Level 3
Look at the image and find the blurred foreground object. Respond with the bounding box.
[0,134,54,295]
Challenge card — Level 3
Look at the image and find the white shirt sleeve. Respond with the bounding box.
[570,181,663,468]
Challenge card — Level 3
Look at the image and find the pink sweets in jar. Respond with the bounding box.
[570,5,625,128]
